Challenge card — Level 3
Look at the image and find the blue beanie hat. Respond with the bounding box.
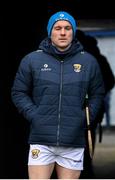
[47,11,77,37]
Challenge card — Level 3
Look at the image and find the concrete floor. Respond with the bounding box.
[93,126,115,179]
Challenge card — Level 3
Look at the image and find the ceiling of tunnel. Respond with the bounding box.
[47,0,115,19]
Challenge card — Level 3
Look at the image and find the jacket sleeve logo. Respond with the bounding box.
[73,64,81,72]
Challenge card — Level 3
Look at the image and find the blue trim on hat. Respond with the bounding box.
[47,11,77,37]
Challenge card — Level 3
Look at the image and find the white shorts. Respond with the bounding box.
[28,144,84,170]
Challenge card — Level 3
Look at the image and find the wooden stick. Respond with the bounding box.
[86,105,93,159]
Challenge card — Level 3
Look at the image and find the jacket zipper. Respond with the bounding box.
[57,60,63,146]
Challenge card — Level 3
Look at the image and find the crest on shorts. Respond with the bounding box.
[73,64,82,72]
[31,149,40,159]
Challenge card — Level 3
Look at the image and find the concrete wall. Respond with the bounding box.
[96,36,115,125]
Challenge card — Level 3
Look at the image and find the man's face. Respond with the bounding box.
[51,20,73,51]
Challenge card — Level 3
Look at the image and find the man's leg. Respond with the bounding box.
[28,144,56,179]
[28,163,55,179]
[56,164,81,179]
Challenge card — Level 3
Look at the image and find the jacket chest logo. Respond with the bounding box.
[41,64,51,71]
[73,64,82,72]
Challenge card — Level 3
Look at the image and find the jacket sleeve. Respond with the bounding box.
[11,54,38,122]
[88,57,105,125]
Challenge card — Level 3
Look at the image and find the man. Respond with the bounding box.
[11,11,105,179]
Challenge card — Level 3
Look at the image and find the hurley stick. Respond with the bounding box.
[85,95,93,159]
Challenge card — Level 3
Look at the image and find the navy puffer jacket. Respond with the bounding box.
[11,38,105,147]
